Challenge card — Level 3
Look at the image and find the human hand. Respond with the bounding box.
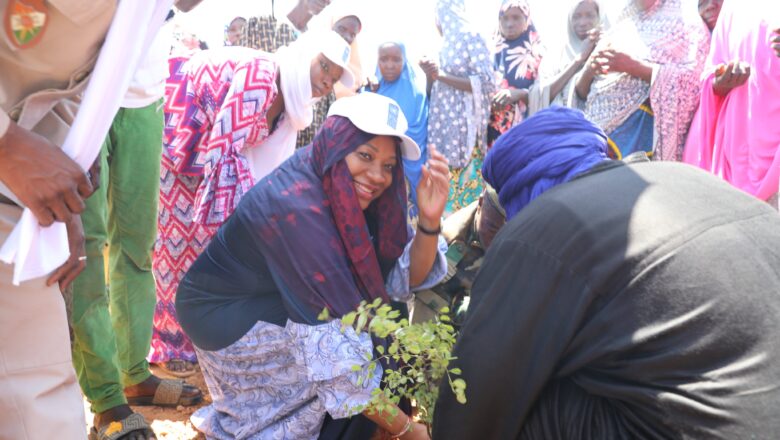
[579,28,601,64]
[592,49,639,75]
[365,75,380,92]
[400,422,431,440]
[712,60,751,96]
[418,58,440,81]
[491,88,528,108]
[46,214,86,292]
[0,122,92,226]
[771,28,780,58]
[416,144,449,231]
[86,156,101,193]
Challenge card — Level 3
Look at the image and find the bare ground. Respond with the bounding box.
[84,365,211,440]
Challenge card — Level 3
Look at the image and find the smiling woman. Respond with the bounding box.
[175,93,450,439]
[149,30,354,385]
[345,135,398,210]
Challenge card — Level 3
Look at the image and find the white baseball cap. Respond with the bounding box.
[317,30,355,89]
[327,93,421,160]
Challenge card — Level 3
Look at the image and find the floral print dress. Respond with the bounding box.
[488,22,544,148]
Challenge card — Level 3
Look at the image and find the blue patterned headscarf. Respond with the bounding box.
[482,106,609,220]
[375,41,429,204]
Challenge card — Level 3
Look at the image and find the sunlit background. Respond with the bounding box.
[174,0,637,76]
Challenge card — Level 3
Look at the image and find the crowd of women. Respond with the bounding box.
[51,0,780,438]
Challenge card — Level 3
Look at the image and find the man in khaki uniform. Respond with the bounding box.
[0,1,116,439]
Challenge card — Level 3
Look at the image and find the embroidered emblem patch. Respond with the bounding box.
[4,0,48,49]
[387,103,399,129]
[342,46,350,64]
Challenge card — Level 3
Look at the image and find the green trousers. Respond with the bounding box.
[70,100,163,413]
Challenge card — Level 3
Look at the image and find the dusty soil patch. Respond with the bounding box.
[84,365,210,439]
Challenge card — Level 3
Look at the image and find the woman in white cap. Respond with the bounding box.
[176,93,448,439]
[150,30,355,378]
[297,0,365,147]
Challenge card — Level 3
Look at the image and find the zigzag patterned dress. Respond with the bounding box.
[150,51,279,364]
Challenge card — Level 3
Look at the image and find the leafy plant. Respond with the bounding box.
[318,298,466,430]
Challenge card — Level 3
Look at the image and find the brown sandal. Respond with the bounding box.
[88,413,155,440]
[125,378,202,407]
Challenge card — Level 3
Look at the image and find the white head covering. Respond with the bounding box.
[247,30,353,180]
[529,0,608,112]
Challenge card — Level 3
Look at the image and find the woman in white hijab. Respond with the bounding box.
[150,30,354,378]
[297,1,365,147]
[527,0,606,112]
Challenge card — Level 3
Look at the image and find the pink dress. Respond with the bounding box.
[683,1,780,201]
[149,51,278,364]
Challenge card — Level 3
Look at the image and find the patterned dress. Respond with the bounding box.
[150,52,279,364]
[428,0,495,214]
[488,3,543,148]
[583,0,710,161]
[192,233,448,439]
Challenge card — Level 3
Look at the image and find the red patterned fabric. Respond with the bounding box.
[163,49,278,225]
[149,52,278,364]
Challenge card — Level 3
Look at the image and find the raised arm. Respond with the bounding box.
[550,29,599,100]
[408,145,450,287]
[419,58,473,93]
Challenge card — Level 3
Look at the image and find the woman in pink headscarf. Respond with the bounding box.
[683,0,780,204]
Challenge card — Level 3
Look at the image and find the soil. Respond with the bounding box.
[84,365,211,440]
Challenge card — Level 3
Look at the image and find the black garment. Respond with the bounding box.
[175,213,290,351]
[433,161,780,439]
[176,210,403,351]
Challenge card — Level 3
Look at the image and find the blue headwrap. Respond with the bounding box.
[375,41,429,204]
[482,106,609,220]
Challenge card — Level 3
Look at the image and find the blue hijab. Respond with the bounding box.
[375,42,429,204]
[482,106,609,220]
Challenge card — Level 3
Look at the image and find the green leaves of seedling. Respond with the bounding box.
[317,300,467,428]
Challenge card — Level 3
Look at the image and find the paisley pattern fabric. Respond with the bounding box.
[192,320,382,440]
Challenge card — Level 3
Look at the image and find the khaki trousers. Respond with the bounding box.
[0,203,86,439]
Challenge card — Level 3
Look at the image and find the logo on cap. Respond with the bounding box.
[387,103,399,129]
[342,47,350,64]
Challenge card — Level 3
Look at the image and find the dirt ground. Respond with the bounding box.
[84,365,211,440]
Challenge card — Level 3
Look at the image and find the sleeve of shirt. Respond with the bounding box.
[385,225,449,302]
[287,320,383,419]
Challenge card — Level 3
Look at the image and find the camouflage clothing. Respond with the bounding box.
[412,201,484,327]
